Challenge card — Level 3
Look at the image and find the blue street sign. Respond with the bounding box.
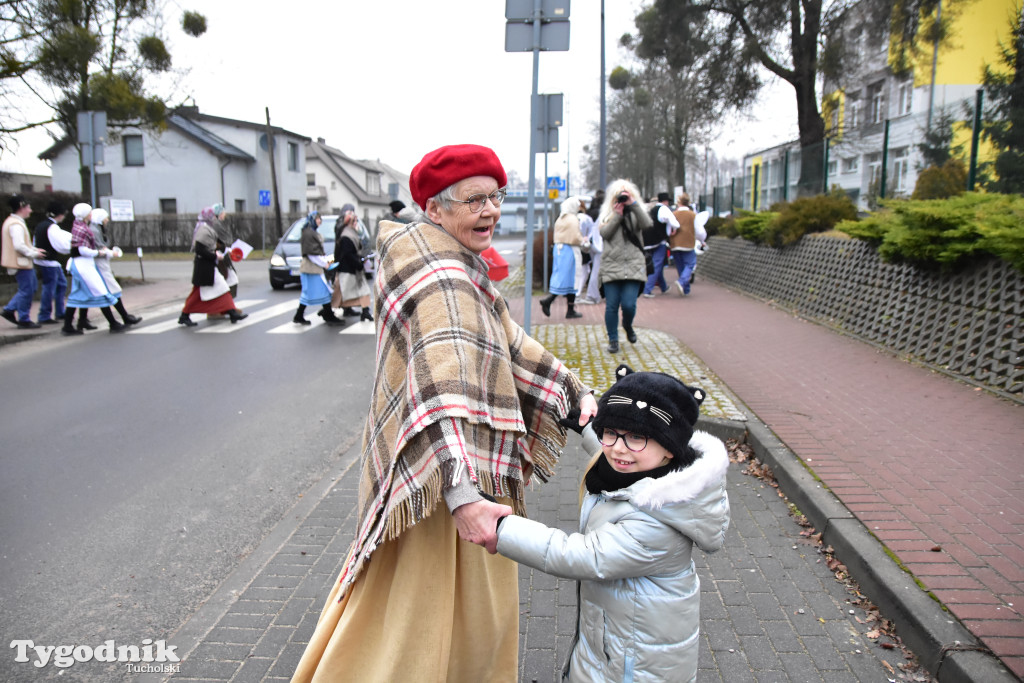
[258,190,271,207]
[546,176,565,191]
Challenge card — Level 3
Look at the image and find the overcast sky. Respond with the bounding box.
[1,0,797,192]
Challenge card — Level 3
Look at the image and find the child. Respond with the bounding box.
[495,364,730,683]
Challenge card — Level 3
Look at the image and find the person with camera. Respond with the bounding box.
[597,180,651,354]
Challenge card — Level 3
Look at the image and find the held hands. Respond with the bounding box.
[453,498,514,554]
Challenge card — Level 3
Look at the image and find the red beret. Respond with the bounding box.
[410,144,508,210]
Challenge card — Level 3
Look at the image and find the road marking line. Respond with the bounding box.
[196,301,297,333]
[338,320,376,335]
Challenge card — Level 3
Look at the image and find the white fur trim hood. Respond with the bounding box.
[606,430,729,509]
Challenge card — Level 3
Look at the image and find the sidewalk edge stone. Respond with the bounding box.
[742,412,1018,683]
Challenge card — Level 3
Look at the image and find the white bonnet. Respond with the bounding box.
[90,208,109,224]
[72,203,92,220]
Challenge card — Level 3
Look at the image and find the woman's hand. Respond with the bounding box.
[579,392,598,427]
[453,499,514,554]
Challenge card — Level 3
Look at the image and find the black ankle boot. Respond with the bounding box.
[228,309,248,323]
[78,317,97,331]
[318,307,345,325]
[624,325,638,344]
[360,308,373,322]
[62,310,83,335]
[178,313,198,327]
[540,295,554,317]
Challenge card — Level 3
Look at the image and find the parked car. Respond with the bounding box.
[268,215,337,290]
[268,214,376,290]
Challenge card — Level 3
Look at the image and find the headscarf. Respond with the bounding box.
[88,208,110,248]
[210,203,231,244]
[560,196,584,216]
[72,203,92,221]
[304,210,320,230]
[191,206,218,252]
[212,203,225,216]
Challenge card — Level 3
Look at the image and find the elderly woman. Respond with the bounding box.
[292,144,598,683]
[330,208,373,321]
[597,179,652,354]
[539,195,587,320]
[293,210,344,326]
[178,207,247,327]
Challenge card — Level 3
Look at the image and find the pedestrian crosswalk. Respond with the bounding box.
[125,299,375,336]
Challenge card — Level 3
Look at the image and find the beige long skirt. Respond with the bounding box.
[291,504,519,683]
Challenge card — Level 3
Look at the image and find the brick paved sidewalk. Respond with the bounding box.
[618,279,1024,679]
[156,327,934,683]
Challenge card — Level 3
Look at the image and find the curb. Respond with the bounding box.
[740,414,1018,683]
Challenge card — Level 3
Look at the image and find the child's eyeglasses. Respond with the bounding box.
[599,429,648,452]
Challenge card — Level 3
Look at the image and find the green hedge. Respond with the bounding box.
[837,192,1024,272]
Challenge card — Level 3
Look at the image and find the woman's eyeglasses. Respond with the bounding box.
[450,189,507,213]
[599,428,648,452]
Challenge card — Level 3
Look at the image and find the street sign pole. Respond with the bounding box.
[506,0,569,335]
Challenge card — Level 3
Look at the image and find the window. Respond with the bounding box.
[843,157,860,173]
[330,180,337,190]
[897,81,913,116]
[289,200,301,214]
[235,199,245,213]
[366,171,382,196]
[160,198,177,214]
[827,160,838,177]
[847,99,860,130]
[288,142,299,171]
[123,135,144,166]
[868,82,885,124]
[96,173,112,197]
[19,183,33,193]
[867,153,882,188]
[307,173,316,187]
[894,148,910,193]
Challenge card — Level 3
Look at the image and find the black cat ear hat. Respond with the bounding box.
[591,364,706,468]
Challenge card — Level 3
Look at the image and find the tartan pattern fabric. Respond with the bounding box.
[336,220,584,597]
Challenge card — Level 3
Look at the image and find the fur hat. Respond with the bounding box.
[410,144,507,211]
[591,364,705,468]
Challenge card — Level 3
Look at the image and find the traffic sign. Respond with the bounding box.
[546,176,565,191]
[258,190,271,207]
[548,189,559,199]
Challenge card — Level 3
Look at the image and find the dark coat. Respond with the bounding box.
[192,240,218,287]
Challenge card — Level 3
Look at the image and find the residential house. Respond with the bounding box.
[304,138,412,225]
[39,105,310,217]
[741,0,1013,209]
[0,172,52,195]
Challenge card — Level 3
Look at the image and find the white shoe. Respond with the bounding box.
[641,292,656,299]
[674,281,685,297]
[577,297,596,305]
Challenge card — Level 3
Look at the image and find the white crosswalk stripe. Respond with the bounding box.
[127,299,266,334]
[196,301,293,333]
[120,299,380,336]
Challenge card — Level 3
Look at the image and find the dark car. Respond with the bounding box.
[268,215,337,289]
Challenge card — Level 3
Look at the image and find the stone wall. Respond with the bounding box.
[698,235,1023,398]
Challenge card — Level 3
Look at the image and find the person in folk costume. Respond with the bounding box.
[177,207,248,327]
[290,144,598,683]
[293,210,344,326]
[330,207,373,322]
[1,194,46,329]
[88,208,142,327]
[32,200,72,326]
[63,203,125,333]
[206,203,241,319]
[538,195,587,320]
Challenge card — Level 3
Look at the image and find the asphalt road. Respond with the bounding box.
[0,261,375,680]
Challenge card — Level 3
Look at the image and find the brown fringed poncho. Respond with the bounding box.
[335,220,585,597]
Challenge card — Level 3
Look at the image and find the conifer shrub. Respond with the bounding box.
[912,159,967,200]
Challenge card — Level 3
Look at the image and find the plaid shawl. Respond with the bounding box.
[336,220,585,597]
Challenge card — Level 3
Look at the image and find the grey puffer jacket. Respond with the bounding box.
[497,431,730,683]
[597,203,651,285]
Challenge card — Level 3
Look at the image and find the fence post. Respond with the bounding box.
[783,149,790,202]
[822,138,830,194]
[880,119,891,200]
[968,88,983,191]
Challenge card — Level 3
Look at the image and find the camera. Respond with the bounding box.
[616,193,629,204]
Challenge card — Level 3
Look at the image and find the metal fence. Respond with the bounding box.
[106,212,307,252]
[696,93,983,214]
